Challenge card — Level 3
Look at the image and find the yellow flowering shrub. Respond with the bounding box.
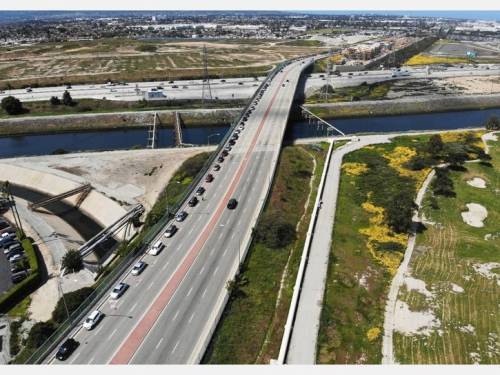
[367,327,381,342]
[359,200,406,275]
[405,54,468,66]
[440,131,486,149]
[384,146,431,190]
[342,162,368,176]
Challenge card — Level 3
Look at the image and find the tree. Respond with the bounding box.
[61,249,82,273]
[25,321,57,349]
[385,190,416,233]
[62,90,74,106]
[1,96,24,115]
[427,134,444,156]
[443,143,468,168]
[49,96,61,105]
[431,168,455,197]
[485,115,500,130]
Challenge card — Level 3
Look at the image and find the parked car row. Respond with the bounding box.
[0,219,29,284]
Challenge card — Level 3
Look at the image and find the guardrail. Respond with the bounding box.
[25,58,288,365]
[276,137,335,364]
[192,57,317,363]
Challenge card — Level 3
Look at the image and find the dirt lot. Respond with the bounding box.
[3,147,215,211]
[0,39,326,88]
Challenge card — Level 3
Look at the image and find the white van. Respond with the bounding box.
[149,240,165,256]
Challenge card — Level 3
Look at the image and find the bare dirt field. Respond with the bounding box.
[0,39,326,88]
[2,147,215,211]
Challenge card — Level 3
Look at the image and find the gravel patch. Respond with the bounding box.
[466,177,487,189]
[461,203,488,228]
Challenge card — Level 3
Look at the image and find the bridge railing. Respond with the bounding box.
[25,59,288,365]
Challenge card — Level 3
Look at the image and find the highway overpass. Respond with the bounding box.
[2,64,499,103]
[36,55,317,364]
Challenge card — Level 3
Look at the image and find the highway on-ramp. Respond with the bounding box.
[43,56,314,364]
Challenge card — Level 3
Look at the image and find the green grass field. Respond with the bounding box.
[394,133,500,364]
[203,143,328,364]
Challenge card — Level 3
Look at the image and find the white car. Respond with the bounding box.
[148,240,165,256]
[83,310,103,330]
[131,261,146,276]
[110,282,129,299]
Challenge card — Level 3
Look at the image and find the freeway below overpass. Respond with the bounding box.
[2,64,499,103]
[42,56,316,364]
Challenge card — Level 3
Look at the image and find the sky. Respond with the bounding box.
[2,0,499,11]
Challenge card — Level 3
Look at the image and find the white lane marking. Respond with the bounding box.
[155,338,164,350]
[218,231,224,241]
[187,227,194,236]
[130,302,139,313]
[108,328,118,341]
[187,287,193,297]
[147,281,155,290]
[213,266,219,276]
[231,232,236,240]
[222,248,228,256]
[171,340,180,354]
[199,266,205,275]
[202,288,208,298]
[162,261,170,271]
[89,355,96,364]
[188,312,196,323]
[69,351,81,364]
[172,310,180,321]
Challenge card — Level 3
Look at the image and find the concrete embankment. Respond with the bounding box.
[0,107,241,136]
[304,94,500,119]
[0,163,130,240]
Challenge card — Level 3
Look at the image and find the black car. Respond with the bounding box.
[227,198,238,210]
[222,150,229,157]
[205,174,214,183]
[196,186,206,196]
[228,140,236,146]
[11,271,28,284]
[213,164,221,171]
[188,196,199,207]
[56,338,79,361]
[217,156,225,163]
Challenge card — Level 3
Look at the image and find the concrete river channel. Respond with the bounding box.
[0,108,499,158]
[0,107,497,256]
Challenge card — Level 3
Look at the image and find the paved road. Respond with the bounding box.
[44,57,314,364]
[3,64,499,103]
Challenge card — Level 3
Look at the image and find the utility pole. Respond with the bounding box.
[201,45,213,104]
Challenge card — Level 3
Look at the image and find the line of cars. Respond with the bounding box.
[1,218,30,284]
[54,72,273,362]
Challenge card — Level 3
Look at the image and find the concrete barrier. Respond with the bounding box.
[276,138,335,364]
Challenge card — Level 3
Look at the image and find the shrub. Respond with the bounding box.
[1,96,24,115]
[485,115,500,130]
[49,96,61,105]
[254,212,296,249]
[136,44,157,53]
[61,249,83,273]
[52,287,94,324]
[25,321,57,349]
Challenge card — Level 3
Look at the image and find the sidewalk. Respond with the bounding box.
[286,135,391,363]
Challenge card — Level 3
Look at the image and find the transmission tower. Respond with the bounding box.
[201,45,213,103]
